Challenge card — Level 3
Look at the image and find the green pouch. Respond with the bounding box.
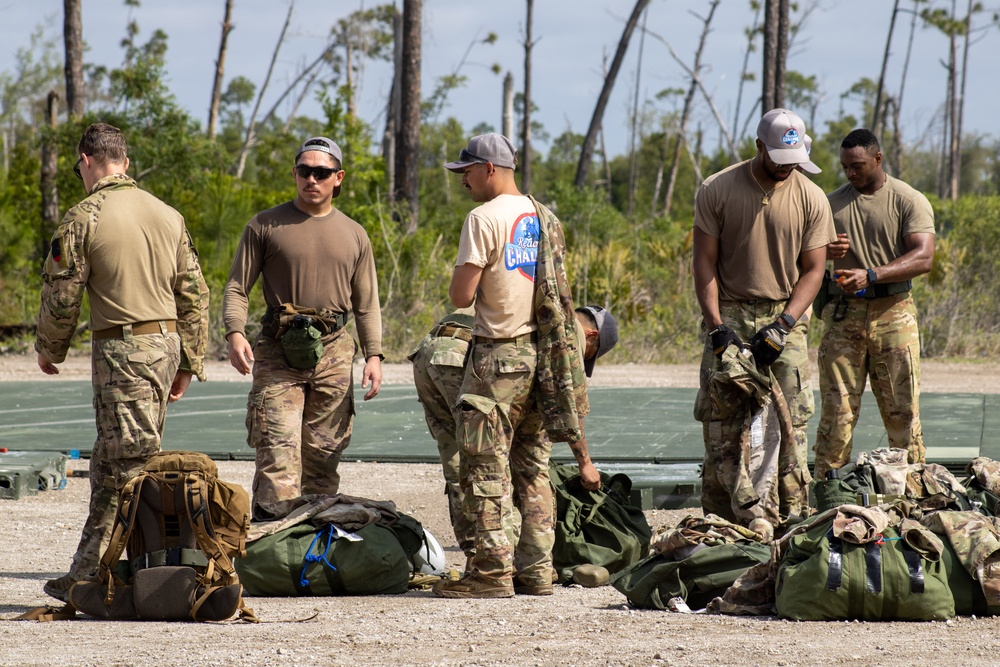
[281,316,324,369]
[813,269,833,318]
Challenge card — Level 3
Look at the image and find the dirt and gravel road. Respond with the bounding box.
[1,354,999,667]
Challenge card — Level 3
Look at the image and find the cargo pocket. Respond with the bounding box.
[245,387,271,449]
[470,479,504,532]
[98,384,157,459]
[456,394,503,458]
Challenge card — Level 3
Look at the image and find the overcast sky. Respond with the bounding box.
[2,0,998,158]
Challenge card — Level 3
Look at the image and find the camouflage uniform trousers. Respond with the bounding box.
[408,330,477,558]
[457,335,553,587]
[69,330,181,580]
[814,293,924,478]
[696,300,814,525]
[247,330,355,520]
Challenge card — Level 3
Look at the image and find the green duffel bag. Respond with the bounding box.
[550,462,652,583]
[610,542,771,611]
[775,521,956,621]
[235,516,423,596]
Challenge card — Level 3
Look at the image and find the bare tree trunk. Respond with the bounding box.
[762,0,778,111]
[208,0,234,141]
[662,0,719,218]
[41,91,60,260]
[236,1,294,179]
[395,0,421,233]
[871,0,900,137]
[521,0,535,193]
[599,126,612,199]
[952,0,973,200]
[893,1,920,179]
[775,0,788,108]
[383,7,402,202]
[574,0,650,188]
[261,46,330,130]
[946,2,959,200]
[282,68,321,132]
[63,0,84,119]
[626,6,649,218]
[346,41,356,118]
[502,72,514,140]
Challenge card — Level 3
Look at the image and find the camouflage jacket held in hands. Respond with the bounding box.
[529,195,589,443]
[35,174,210,380]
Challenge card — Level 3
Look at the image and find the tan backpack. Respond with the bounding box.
[69,451,256,622]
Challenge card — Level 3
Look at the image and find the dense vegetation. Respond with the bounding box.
[2,19,999,364]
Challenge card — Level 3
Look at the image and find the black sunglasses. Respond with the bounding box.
[73,156,85,179]
[295,164,339,181]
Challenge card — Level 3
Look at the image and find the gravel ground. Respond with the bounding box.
[1,354,999,667]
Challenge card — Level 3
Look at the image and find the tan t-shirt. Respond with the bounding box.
[223,201,382,358]
[455,194,538,338]
[694,160,836,301]
[827,174,935,272]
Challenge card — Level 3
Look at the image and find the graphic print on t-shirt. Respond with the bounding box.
[505,212,539,281]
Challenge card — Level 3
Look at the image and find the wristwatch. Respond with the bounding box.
[777,313,796,329]
[867,268,878,285]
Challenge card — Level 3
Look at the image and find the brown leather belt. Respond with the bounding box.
[473,332,536,346]
[431,323,473,342]
[92,320,177,340]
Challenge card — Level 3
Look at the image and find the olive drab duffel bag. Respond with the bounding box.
[69,451,256,622]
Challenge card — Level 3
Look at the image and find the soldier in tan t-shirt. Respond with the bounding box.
[692,108,836,530]
[814,128,935,477]
[223,136,383,520]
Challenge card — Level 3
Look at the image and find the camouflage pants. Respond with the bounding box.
[814,293,924,478]
[696,300,814,525]
[70,330,180,580]
[247,331,355,520]
[408,330,477,557]
[457,336,553,586]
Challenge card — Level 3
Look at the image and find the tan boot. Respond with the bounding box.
[432,574,514,599]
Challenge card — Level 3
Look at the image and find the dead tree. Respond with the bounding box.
[762,0,789,111]
[235,1,293,179]
[626,5,649,218]
[208,0,235,141]
[383,6,402,201]
[395,0,421,233]
[871,0,901,137]
[502,71,514,139]
[521,0,535,193]
[661,0,719,218]
[63,0,84,119]
[41,91,60,260]
[574,0,650,188]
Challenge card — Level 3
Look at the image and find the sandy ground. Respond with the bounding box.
[2,353,1000,666]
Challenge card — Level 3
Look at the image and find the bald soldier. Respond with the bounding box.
[35,122,210,602]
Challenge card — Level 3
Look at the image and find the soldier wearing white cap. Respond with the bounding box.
[691,109,836,528]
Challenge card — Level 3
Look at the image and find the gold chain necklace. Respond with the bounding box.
[748,161,776,205]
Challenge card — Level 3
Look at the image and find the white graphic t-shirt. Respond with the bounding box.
[455,194,538,338]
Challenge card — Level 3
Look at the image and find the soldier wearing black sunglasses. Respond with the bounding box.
[223,135,383,521]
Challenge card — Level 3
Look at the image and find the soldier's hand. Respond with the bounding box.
[362,355,382,400]
[748,319,789,367]
[709,324,743,359]
[578,460,602,491]
[226,332,254,375]
[168,370,193,403]
[827,233,850,259]
[37,353,59,375]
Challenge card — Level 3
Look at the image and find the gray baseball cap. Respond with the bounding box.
[798,133,821,174]
[296,136,343,165]
[444,133,517,172]
[756,108,810,166]
[577,305,619,377]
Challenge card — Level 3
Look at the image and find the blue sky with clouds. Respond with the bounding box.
[2,0,997,158]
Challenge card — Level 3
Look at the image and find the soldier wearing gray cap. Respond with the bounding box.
[691,108,836,529]
[223,135,383,521]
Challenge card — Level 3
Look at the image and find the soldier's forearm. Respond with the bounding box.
[568,438,591,464]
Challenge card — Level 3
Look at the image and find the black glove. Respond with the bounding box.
[748,319,789,366]
[709,324,743,359]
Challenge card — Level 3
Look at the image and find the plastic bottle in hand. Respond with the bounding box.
[834,271,865,297]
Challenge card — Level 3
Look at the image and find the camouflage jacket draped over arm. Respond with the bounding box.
[174,229,210,381]
[530,195,589,443]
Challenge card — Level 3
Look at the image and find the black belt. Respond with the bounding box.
[431,323,473,342]
[831,280,912,299]
[261,310,348,339]
[473,332,536,345]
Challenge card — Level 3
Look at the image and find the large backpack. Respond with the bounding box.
[69,451,254,622]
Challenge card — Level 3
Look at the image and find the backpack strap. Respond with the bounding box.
[183,473,237,581]
[97,473,147,602]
